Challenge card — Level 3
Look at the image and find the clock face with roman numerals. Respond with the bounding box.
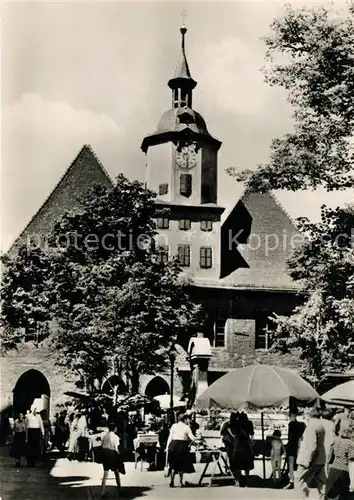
[175,144,197,170]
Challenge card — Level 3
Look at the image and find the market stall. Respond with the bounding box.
[195,364,319,479]
[192,433,236,487]
[133,432,159,471]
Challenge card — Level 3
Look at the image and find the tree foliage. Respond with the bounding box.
[228,4,354,386]
[231,4,354,191]
[272,205,354,386]
[1,175,201,391]
[0,247,54,352]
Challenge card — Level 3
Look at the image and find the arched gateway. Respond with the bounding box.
[13,370,50,420]
[144,376,170,399]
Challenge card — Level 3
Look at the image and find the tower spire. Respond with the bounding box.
[168,23,197,108]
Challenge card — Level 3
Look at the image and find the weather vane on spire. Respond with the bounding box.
[180,8,187,27]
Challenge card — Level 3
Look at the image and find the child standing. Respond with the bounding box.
[100,422,125,498]
[271,429,285,483]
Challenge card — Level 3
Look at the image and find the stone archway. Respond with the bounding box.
[144,376,170,399]
[13,369,50,420]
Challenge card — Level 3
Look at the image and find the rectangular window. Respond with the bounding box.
[24,326,37,343]
[156,217,169,229]
[179,219,191,231]
[24,325,46,345]
[177,244,191,267]
[200,247,212,268]
[180,174,192,197]
[157,245,169,264]
[158,183,168,196]
[255,317,275,350]
[214,319,226,348]
[200,220,213,232]
[201,183,212,203]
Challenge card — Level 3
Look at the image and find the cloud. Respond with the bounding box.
[1,93,129,250]
[192,37,268,116]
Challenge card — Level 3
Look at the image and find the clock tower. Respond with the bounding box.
[141,25,224,281]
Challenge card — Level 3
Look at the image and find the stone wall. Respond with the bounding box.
[0,339,77,417]
[1,341,185,419]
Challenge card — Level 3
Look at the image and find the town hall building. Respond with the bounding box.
[1,25,303,422]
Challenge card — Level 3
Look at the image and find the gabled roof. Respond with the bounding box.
[9,145,113,253]
[219,190,302,291]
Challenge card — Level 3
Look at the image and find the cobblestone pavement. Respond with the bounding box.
[0,447,318,500]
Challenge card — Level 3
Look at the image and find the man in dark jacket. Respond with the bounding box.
[284,408,306,489]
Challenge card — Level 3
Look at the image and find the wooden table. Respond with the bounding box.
[133,434,159,471]
[197,448,237,487]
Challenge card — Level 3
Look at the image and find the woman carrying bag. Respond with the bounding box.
[164,449,170,478]
[165,413,196,488]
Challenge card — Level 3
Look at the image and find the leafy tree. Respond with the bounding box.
[1,175,201,392]
[227,4,354,386]
[229,4,354,191]
[0,246,54,352]
[272,206,354,386]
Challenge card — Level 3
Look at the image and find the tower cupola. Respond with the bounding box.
[168,25,197,109]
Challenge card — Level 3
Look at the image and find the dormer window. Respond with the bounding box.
[178,111,194,125]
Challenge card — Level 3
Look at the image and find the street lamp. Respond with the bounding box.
[168,347,177,416]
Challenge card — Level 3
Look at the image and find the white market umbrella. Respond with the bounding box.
[196,364,319,479]
[153,394,186,411]
[322,380,354,407]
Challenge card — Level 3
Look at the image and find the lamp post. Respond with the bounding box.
[168,347,177,419]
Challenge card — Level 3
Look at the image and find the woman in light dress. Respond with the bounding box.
[166,413,196,488]
[67,413,80,460]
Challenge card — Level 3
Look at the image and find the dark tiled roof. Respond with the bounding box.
[141,107,222,153]
[172,40,193,81]
[10,145,113,252]
[156,108,209,135]
[220,190,302,291]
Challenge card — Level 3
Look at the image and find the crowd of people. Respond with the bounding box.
[217,406,354,499]
[161,405,354,500]
[296,407,354,499]
[7,403,354,499]
[8,408,93,467]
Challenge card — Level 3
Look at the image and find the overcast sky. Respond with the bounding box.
[1,1,351,251]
